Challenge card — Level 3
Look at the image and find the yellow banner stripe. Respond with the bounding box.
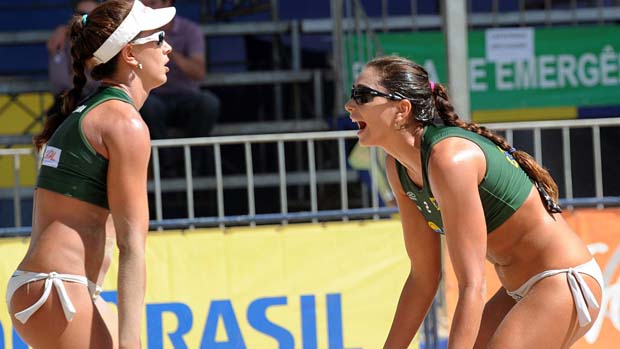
[473,106,577,123]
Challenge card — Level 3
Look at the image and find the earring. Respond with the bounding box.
[137,63,143,70]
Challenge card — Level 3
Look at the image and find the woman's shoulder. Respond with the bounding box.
[430,136,485,166]
[427,136,486,186]
[89,99,148,139]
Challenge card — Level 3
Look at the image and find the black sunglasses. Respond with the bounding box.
[131,31,166,47]
[350,85,405,105]
[156,32,165,47]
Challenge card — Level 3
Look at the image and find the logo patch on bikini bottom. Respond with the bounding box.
[42,146,62,168]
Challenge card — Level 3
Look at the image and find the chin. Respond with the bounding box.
[151,76,168,89]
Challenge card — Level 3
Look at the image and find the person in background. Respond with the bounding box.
[6,1,175,347]
[345,55,604,349]
[141,0,220,176]
[46,0,100,116]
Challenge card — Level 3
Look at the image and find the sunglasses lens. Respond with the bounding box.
[351,87,372,104]
[357,95,369,104]
[157,33,165,46]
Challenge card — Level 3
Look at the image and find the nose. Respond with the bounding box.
[163,40,172,54]
[344,98,355,113]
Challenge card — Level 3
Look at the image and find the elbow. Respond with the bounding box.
[410,268,442,294]
[410,261,443,286]
[117,240,146,264]
[426,269,443,288]
[117,243,146,261]
[116,231,147,254]
[458,279,486,300]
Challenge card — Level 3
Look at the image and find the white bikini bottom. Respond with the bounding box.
[506,258,604,327]
[6,270,102,324]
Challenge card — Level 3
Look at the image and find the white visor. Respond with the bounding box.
[89,0,175,66]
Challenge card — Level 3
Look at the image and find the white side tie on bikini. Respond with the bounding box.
[6,271,102,324]
[506,259,603,327]
[566,267,600,327]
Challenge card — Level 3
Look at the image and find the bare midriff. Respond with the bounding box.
[17,188,115,287]
[486,186,593,292]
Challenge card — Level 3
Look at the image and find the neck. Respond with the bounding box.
[101,70,149,109]
[382,125,425,176]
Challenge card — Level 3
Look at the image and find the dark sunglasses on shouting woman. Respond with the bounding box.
[350,85,407,105]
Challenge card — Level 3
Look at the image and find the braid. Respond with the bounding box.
[433,83,560,203]
[33,61,86,151]
[34,15,87,150]
[62,55,87,115]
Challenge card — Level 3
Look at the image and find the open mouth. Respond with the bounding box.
[357,121,367,130]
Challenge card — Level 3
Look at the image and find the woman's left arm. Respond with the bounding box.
[427,138,488,349]
[103,102,151,349]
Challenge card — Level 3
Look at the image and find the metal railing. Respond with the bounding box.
[148,130,364,230]
[2,117,619,236]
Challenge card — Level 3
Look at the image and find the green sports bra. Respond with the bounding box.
[36,87,134,209]
[396,124,533,234]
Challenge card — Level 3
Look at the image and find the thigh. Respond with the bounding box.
[474,287,516,349]
[55,294,117,349]
[90,297,119,348]
[10,281,116,349]
[487,273,602,349]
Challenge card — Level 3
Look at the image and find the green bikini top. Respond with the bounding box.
[36,87,134,209]
[396,124,533,234]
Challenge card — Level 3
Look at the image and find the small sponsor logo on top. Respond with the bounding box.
[42,146,62,168]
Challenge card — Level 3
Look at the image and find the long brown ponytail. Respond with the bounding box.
[367,55,561,210]
[34,0,133,150]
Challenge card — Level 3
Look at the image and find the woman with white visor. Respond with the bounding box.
[6,1,174,348]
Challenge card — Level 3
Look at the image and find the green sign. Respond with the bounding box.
[347,25,620,111]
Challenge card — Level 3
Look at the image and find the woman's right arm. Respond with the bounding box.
[383,155,442,349]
